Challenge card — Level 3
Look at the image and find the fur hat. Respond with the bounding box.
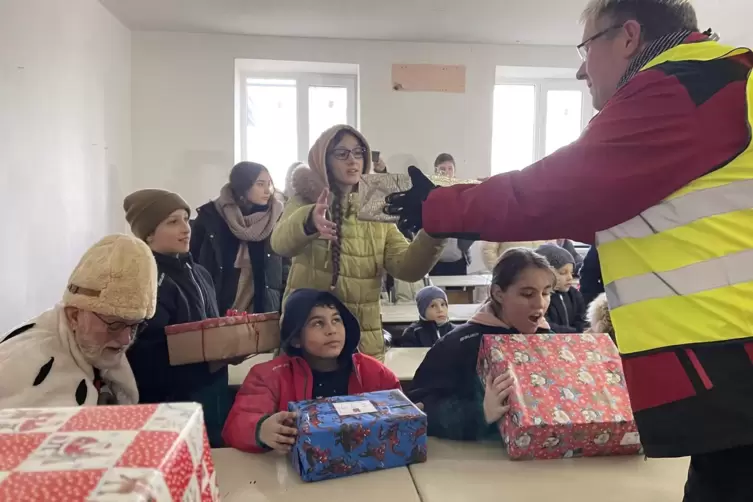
[416,286,448,320]
[62,234,158,320]
[587,293,614,339]
[535,243,575,270]
[123,189,190,241]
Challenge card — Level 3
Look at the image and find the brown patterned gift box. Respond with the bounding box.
[165,312,280,366]
[358,173,481,223]
[0,403,218,501]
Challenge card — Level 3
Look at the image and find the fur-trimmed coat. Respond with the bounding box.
[0,305,139,408]
[270,125,445,361]
[586,293,614,342]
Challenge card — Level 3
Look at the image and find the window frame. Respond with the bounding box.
[492,78,593,173]
[239,71,358,167]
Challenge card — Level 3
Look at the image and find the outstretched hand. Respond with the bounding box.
[383,166,436,234]
[310,189,337,241]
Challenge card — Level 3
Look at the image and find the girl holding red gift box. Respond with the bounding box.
[408,248,554,440]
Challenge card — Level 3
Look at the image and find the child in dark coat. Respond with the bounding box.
[124,189,230,448]
[535,243,587,333]
[408,248,554,440]
[393,286,455,347]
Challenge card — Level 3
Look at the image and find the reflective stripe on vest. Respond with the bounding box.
[596,41,753,356]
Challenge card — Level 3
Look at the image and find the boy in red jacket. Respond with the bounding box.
[222,288,400,453]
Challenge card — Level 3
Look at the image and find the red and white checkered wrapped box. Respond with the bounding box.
[0,403,219,501]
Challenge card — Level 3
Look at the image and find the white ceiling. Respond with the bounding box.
[101,0,748,47]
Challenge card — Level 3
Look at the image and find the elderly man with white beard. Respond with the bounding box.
[0,234,157,407]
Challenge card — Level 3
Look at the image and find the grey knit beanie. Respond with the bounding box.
[416,286,448,320]
[535,243,575,270]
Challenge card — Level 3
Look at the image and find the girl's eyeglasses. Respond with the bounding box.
[330,147,367,161]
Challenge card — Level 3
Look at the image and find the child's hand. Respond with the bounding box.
[259,411,298,452]
[483,372,514,424]
[310,189,337,241]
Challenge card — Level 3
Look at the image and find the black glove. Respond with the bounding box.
[383,166,436,234]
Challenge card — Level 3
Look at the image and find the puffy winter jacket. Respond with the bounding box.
[222,289,400,452]
[271,125,445,361]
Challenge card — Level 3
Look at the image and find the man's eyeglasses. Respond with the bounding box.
[576,24,623,61]
[93,313,148,336]
[330,147,367,161]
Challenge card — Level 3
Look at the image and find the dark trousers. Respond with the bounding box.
[683,444,753,501]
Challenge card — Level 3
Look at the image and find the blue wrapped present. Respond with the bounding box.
[288,389,427,482]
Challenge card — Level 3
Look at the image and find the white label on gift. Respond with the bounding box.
[333,400,377,417]
[620,432,641,446]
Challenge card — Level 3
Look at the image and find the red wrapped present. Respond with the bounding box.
[477,333,641,460]
[165,311,280,366]
[0,403,218,501]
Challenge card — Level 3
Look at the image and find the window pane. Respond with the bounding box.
[491,85,535,174]
[309,86,348,148]
[245,78,298,188]
[545,90,583,155]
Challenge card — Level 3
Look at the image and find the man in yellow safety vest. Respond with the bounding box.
[386,1,753,499]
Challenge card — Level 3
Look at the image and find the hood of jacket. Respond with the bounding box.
[280,288,361,360]
[586,293,613,336]
[468,302,511,328]
[291,125,372,204]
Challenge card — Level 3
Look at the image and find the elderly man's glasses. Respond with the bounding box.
[330,147,367,161]
[577,24,623,61]
[93,313,147,336]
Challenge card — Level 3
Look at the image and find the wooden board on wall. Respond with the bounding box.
[392,64,466,93]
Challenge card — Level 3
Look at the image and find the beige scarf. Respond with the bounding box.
[214,184,283,311]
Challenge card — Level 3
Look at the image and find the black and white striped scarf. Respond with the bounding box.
[617,30,692,88]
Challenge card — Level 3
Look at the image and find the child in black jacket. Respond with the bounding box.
[408,248,555,440]
[535,243,586,333]
[393,286,455,347]
[124,189,231,448]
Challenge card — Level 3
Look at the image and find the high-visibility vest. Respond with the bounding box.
[596,41,753,356]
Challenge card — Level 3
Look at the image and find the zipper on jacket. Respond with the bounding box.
[557,293,570,326]
[186,263,206,314]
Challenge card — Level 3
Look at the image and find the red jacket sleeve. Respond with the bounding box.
[422,68,747,244]
[222,364,279,453]
[379,364,401,391]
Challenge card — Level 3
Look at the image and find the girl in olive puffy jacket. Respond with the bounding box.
[271,124,445,361]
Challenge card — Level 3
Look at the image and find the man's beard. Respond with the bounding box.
[77,339,131,369]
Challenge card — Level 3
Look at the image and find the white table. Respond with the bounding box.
[384,348,430,380]
[409,438,690,502]
[429,274,491,288]
[382,303,481,324]
[211,448,421,502]
[228,353,274,386]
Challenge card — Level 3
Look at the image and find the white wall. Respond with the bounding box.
[131,32,580,209]
[0,0,132,331]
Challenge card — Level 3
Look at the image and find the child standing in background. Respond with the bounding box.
[271,124,445,361]
[222,289,400,453]
[535,243,586,333]
[393,286,455,347]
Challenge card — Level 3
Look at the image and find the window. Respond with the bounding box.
[239,73,357,188]
[491,80,593,174]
